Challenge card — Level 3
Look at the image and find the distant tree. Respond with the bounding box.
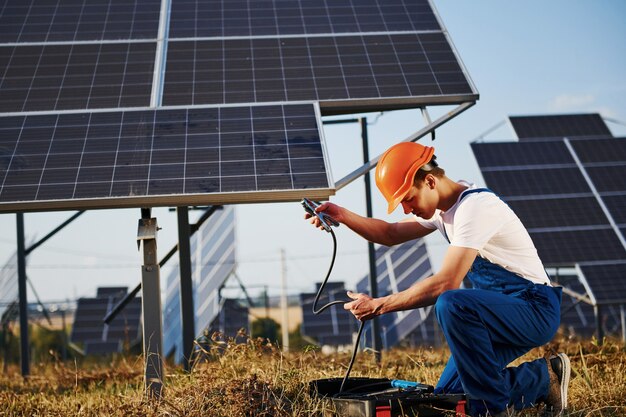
[251,317,281,344]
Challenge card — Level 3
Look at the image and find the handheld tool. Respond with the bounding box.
[301,198,340,232]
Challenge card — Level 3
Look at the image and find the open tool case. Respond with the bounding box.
[310,377,468,417]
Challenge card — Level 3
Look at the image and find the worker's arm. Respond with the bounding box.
[344,245,478,321]
[305,201,434,246]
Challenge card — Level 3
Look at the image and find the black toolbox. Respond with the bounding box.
[310,377,468,417]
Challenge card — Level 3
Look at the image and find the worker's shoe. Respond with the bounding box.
[544,353,571,416]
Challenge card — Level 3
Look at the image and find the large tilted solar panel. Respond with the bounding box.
[0,42,156,113]
[471,139,626,266]
[0,103,333,212]
[0,0,161,43]
[355,238,439,348]
[163,32,474,112]
[163,206,236,364]
[169,0,441,38]
[300,282,356,346]
[0,251,19,320]
[70,287,142,355]
[509,114,613,141]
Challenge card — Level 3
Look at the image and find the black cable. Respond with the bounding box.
[311,228,367,394]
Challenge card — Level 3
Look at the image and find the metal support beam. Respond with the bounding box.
[177,206,195,372]
[360,117,382,363]
[137,209,164,398]
[335,101,475,191]
[621,304,625,345]
[16,213,29,377]
[25,211,85,256]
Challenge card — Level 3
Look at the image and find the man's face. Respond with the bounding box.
[400,179,437,219]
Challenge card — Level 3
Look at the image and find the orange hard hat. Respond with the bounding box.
[375,142,435,214]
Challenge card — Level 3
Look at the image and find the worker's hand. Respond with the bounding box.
[343,291,381,321]
[304,201,343,231]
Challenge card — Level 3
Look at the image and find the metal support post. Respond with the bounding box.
[594,304,604,345]
[137,209,164,398]
[177,206,195,372]
[619,304,626,345]
[360,117,382,363]
[16,213,29,377]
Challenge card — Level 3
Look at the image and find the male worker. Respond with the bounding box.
[306,142,571,417]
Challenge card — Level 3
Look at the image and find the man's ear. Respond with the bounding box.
[426,173,436,189]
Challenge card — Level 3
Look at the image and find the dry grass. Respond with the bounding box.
[0,336,624,416]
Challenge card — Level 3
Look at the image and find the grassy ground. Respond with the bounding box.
[0,336,624,416]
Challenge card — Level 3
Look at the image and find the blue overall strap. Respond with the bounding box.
[441,188,494,243]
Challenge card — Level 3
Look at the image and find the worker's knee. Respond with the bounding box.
[435,290,473,328]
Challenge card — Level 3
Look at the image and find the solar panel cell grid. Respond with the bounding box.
[508,197,608,229]
[168,0,440,38]
[0,0,161,43]
[481,168,590,197]
[0,42,156,112]
[470,141,574,169]
[510,114,612,140]
[532,229,626,264]
[570,138,626,164]
[163,33,472,109]
[0,103,331,211]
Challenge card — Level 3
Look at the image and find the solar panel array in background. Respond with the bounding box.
[355,238,440,348]
[206,298,249,341]
[0,103,330,211]
[162,206,236,364]
[509,114,613,141]
[471,117,626,305]
[300,282,356,346]
[70,287,142,355]
[0,251,19,321]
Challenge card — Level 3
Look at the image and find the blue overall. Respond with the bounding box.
[432,189,562,416]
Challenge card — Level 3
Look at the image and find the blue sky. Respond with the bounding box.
[1,0,625,304]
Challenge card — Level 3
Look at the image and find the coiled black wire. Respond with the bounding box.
[312,228,366,394]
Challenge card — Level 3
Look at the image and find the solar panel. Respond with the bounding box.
[162,206,236,363]
[70,287,142,353]
[509,114,612,141]
[472,132,626,314]
[207,298,249,340]
[163,32,475,112]
[0,42,156,113]
[0,0,161,43]
[169,0,441,38]
[355,238,438,348]
[0,103,333,212]
[299,282,356,346]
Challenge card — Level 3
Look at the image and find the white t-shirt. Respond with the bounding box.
[415,181,550,285]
